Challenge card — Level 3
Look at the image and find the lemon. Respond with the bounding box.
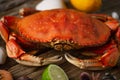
[41,64,69,80]
[70,0,102,12]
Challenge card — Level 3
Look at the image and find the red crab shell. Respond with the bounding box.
[0,9,119,70]
[13,9,111,48]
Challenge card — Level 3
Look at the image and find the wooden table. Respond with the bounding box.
[0,0,120,80]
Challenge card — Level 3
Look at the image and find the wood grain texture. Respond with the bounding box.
[0,0,120,80]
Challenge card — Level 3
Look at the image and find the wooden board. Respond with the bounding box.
[0,0,120,80]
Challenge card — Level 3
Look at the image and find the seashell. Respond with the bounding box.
[0,70,13,80]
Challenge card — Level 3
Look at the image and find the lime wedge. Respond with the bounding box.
[42,64,69,80]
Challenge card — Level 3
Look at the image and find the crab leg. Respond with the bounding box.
[6,36,62,66]
[19,8,39,17]
[65,41,120,70]
[0,21,9,42]
[91,14,119,30]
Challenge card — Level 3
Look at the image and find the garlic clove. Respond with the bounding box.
[112,12,119,20]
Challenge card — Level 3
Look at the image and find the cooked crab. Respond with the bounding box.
[0,8,120,70]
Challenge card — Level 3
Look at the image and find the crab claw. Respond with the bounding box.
[6,38,62,66]
[65,41,120,70]
[65,53,104,70]
[15,54,62,66]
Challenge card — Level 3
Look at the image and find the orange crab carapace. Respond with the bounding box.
[0,8,120,70]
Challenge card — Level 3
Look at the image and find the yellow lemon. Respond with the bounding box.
[70,0,102,12]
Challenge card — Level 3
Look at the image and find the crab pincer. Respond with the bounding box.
[65,40,120,70]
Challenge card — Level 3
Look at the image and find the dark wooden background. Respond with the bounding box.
[0,0,120,80]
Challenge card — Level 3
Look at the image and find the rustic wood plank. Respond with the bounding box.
[0,0,27,12]
[0,0,41,17]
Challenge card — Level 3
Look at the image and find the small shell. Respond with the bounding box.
[35,0,66,10]
[0,70,13,80]
[0,47,7,64]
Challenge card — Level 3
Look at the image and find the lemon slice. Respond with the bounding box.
[70,0,102,12]
[42,64,69,80]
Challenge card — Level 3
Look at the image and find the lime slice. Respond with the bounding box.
[42,64,69,80]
